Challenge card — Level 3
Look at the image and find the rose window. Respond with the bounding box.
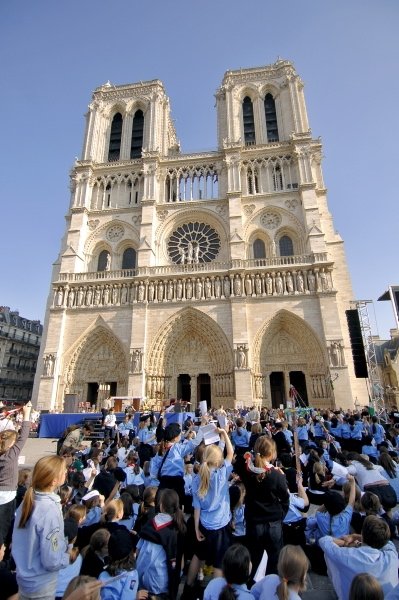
[168,222,221,264]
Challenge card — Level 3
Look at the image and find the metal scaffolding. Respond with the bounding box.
[351,300,387,420]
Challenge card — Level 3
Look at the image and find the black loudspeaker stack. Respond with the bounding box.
[345,309,368,378]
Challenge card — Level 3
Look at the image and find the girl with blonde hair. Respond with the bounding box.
[252,544,309,600]
[241,436,289,577]
[190,428,234,578]
[12,455,74,600]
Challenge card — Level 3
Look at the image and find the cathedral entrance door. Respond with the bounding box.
[289,371,308,407]
[177,374,191,403]
[87,382,99,407]
[197,373,211,408]
[270,372,285,408]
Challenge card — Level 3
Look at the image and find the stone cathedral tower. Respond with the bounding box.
[33,60,366,411]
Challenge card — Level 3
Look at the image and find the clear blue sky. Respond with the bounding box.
[1,0,398,338]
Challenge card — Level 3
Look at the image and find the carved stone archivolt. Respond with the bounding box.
[145,307,235,402]
[53,267,333,310]
[64,326,128,396]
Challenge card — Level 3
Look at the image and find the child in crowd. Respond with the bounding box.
[203,543,254,600]
[12,455,74,600]
[136,488,186,599]
[349,573,384,600]
[189,427,234,582]
[184,462,194,514]
[80,528,110,579]
[55,518,82,599]
[251,544,309,600]
[16,467,31,508]
[82,489,104,527]
[0,401,32,546]
[99,528,138,600]
[283,473,309,547]
[229,482,246,546]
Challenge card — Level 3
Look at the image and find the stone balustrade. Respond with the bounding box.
[53,264,334,309]
[57,252,329,283]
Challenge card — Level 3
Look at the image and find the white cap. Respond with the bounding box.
[82,489,100,502]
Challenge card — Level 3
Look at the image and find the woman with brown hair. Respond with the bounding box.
[241,436,289,577]
[12,455,75,600]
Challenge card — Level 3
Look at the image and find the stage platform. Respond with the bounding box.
[38,411,195,438]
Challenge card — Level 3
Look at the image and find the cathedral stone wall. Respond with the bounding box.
[33,60,369,411]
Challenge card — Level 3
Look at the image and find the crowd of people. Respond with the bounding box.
[2,400,399,600]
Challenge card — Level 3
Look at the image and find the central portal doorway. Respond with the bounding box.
[270,371,285,408]
[177,374,191,403]
[289,371,308,407]
[197,373,211,408]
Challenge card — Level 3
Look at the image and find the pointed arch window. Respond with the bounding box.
[108,113,123,162]
[279,235,294,257]
[242,97,255,145]
[122,247,136,269]
[253,239,266,259]
[264,93,279,142]
[98,250,110,271]
[130,110,144,159]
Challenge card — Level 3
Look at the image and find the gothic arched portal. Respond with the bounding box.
[252,310,334,408]
[146,307,234,407]
[63,324,128,406]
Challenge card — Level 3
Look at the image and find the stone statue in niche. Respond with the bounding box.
[223,276,231,298]
[255,274,262,295]
[187,242,194,263]
[214,277,221,298]
[275,273,283,295]
[233,275,242,296]
[204,277,212,299]
[56,287,64,306]
[105,253,111,271]
[43,354,55,377]
[266,274,273,295]
[320,268,329,291]
[67,288,75,307]
[94,287,101,305]
[121,285,128,304]
[194,243,200,263]
[86,287,93,306]
[131,349,142,373]
[296,271,304,294]
[307,271,316,292]
[167,280,174,301]
[186,278,193,300]
[148,281,155,302]
[138,281,145,302]
[236,346,247,369]
[245,275,252,296]
[195,278,202,300]
[176,280,183,300]
[103,285,110,305]
[157,280,164,301]
[112,285,119,305]
[178,246,185,264]
[77,287,85,306]
[286,272,294,294]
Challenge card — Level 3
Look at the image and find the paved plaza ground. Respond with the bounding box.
[21,437,337,599]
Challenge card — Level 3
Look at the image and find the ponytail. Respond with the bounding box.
[18,455,66,528]
[197,462,211,498]
[0,430,18,455]
[276,579,289,600]
[219,586,238,600]
[18,487,34,528]
[173,505,187,535]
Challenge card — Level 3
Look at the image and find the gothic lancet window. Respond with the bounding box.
[108,113,123,162]
[122,247,136,269]
[253,239,266,259]
[279,235,294,257]
[242,97,255,145]
[98,250,110,271]
[130,110,144,159]
[264,94,279,142]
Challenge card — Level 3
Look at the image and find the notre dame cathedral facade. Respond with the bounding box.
[33,59,366,411]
